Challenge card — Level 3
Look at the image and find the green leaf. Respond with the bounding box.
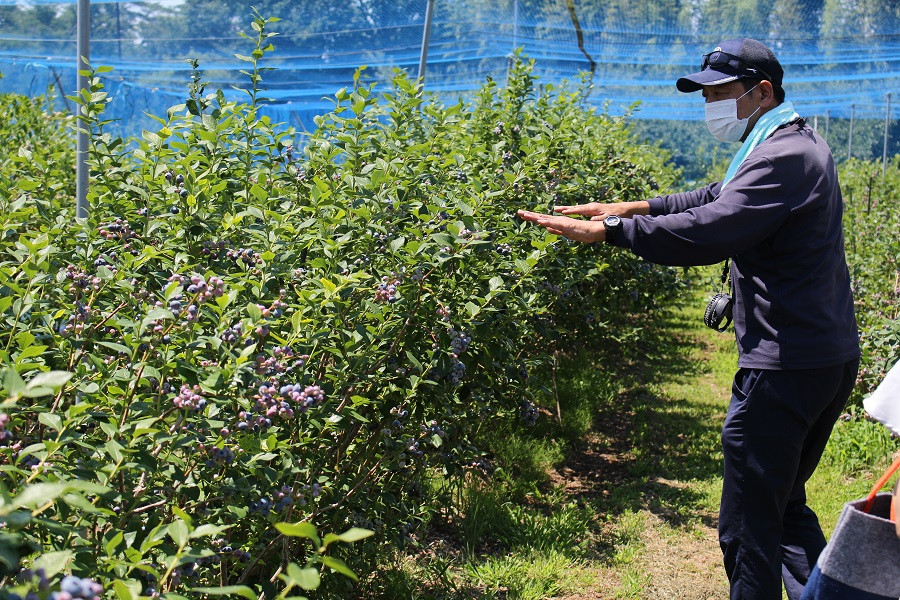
[275,521,321,547]
[321,527,374,551]
[105,531,124,556]
[250,184,268,202]
[319,555,358,581]
[247,302,262,321]
[289,564,321,590]
[38,412,63,432]
[16,345,47,361]
[191,587,257,600]
[171,506,192,528]
[32,550,74,578]
[3,367,26,396]
[168,519,189,546]
[27,371,73,390]
[113,580,137,600]
[189,523,231,539]
[11,483,67,511]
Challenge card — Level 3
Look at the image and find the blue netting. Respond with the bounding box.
[1,0,898,136]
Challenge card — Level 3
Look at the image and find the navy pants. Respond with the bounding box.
[719,359,859,600]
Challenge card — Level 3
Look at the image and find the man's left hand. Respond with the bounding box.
[517,210,606,243]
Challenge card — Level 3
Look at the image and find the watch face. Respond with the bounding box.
[605,215,621,226]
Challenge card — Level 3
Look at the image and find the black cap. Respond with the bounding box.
[677,38,784,93]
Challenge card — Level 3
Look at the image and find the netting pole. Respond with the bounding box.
[825,110,829,144]
[848,104,854,161]
[883,93,891,177]
[76,0,90,219]
[417,0,436,84]
[513,0,518,50]
[507,0,519,77]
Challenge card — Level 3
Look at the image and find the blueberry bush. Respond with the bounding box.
[0,14,687,599]
[840,157,900,401]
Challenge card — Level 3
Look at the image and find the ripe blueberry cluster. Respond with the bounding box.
[165,171,189,207]
[420,420,446,440]
[54,576,103,600]
[0,413,12,446]
[494,242,513,256]
[426,210,451,230]
[446,328,472,386]
[220,322,247,345]
[520,400,539,426]
[173,384,206,411]
[18,453,40,470]
[62,265,101,298]
[227,247,261,266]
[375,274,402,303]
[201,444,236,467]
[249,484,308,515]
[257,297,286,319]
[237,410,272,433]
[57,302,92,336]
[250,384,292,423]
[398,438,421,468]
[448,328,471,356]
[201,240,229,259]
[161,273,226,323]
[253,348,308,378]
[97,218,137,242]
[382,406,409,439]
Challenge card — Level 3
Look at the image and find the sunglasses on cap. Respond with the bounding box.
[701,50,774,83]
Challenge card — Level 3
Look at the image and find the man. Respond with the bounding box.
[518,38,860,600]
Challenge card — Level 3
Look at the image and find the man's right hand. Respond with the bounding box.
[553,200,650,221]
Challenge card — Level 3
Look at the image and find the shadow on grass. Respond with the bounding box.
[553,304,729,535]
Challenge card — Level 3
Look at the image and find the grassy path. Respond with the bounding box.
[377,300,894,599]
[551,301,734,599]
[542,301,886,599]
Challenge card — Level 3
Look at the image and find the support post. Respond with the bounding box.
[825,110,829,144]
[76,0,90,219]
[417,0,436,84]
[884,93,891,177]
[848,104,854,161]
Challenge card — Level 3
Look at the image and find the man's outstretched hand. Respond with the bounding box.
[553,200,650,221]
[516,210,606,243]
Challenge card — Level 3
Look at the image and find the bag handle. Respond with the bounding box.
[863,453,900,514]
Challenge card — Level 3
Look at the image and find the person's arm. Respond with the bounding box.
[613,159,793,266]
[553,200,650,220]
[554,182,721,221]
[646,181,721,216]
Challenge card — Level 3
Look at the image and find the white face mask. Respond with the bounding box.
[704,84,760,142]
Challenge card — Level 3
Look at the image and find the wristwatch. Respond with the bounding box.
[603,215,622,245]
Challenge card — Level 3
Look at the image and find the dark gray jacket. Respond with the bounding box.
[613,119,860,369]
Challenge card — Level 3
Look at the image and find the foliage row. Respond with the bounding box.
[840,157,900,400]
[0,19,686,599]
